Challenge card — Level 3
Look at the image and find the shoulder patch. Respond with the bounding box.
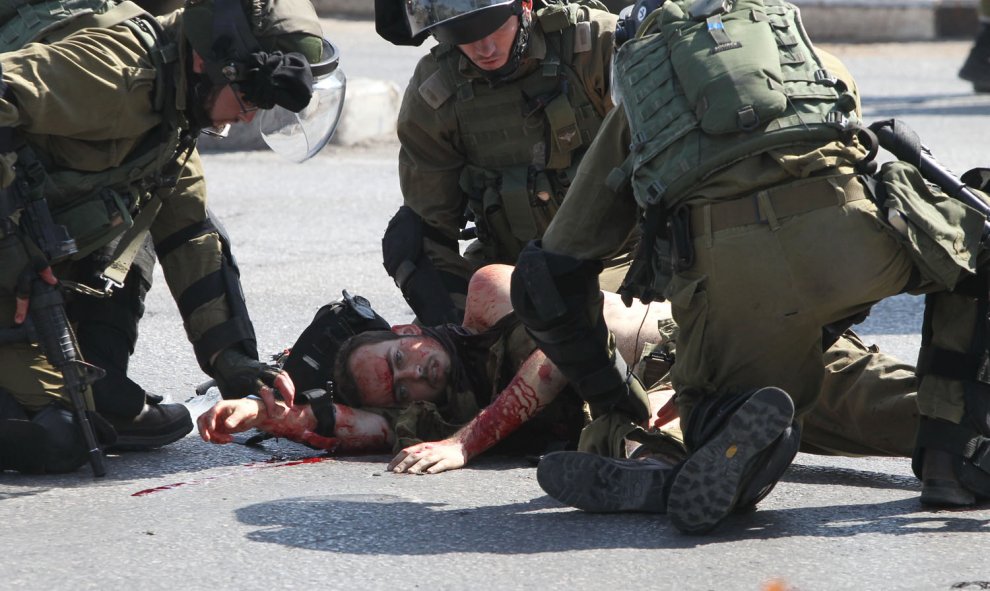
[418,70,454,110]
[573,21,592,53]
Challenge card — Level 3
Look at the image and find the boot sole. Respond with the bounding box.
[667,387,794,534]
[537,452,669,513]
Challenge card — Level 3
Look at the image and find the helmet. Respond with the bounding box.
[183,0,345,161]
[405,0,522,45]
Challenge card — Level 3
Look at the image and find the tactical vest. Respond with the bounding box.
[419,2,609,263]
[2,0,186,266]
[611,0,861,300]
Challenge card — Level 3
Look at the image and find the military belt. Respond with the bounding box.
[688,173,868,237]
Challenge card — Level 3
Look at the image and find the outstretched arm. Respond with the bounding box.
[197,398,394,453]
[387,348,568,474]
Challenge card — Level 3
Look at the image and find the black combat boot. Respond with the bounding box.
[103,395,193,451]
[537,452,675,513]
[536,426,686,513]
[77,320,192,451]
[960,23,990,92]
[913,418,990,507]
[667,387,798,535]
[920,448,976,506]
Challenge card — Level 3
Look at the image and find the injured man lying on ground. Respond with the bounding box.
[197,264,919,477]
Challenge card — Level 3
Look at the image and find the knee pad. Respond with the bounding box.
[0,419,50,473]
[32,404,88,474]
[0,388,30,421]
[0,404,89,474]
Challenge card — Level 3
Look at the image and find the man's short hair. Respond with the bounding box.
[332,330,403,407]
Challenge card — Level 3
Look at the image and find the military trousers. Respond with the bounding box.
[579,327,919,459]
[664,174,976,432]
[0,239,153,414]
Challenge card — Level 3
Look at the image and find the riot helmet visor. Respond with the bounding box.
[257,38,345,163]
[405,0,517,43]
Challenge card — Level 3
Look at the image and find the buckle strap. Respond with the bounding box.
[688,173,867,236]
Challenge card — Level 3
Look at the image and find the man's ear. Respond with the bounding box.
[391,324,423,336]
[191,50,206,74]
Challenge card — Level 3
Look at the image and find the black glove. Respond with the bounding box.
[212,347,282,400]
[241,51,314,113]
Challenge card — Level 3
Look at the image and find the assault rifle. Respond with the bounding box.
[0,174,107,477]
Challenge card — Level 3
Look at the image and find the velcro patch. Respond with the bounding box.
[418,70,453,110]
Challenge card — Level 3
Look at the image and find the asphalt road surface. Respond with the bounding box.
[2,34,990,591]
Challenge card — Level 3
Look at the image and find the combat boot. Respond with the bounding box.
[959,24,990,92]
[920,449,976,507]
[537,452,675,513]
[103,395,193,451]
[913,417,990,507]
[667,387,798,535]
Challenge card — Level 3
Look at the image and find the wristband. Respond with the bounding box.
[298,388,336,437]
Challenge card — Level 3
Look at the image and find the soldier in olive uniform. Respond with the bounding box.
[0,0,344,472]
[511,0,990,534]
[377,0,633,326]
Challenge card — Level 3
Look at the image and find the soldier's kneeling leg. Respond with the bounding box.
[0,389,89,474]
[912,286,990,506]
[536,425,687,514]
[667,387,799,534]
[71,243,154,419]
[510,241,649,422]
[72,242,192,451]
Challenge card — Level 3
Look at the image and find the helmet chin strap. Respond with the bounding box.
[481,3,532,84]
[186,67,220,134]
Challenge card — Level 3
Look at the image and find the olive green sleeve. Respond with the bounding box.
[542,104,639,261]
[396,57,478,291]
[0,24,160,166]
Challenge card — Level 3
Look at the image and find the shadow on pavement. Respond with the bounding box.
[235,490,989,554]
[0,432,316,495]
[783,463,919,492]
[862,93,990,117]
